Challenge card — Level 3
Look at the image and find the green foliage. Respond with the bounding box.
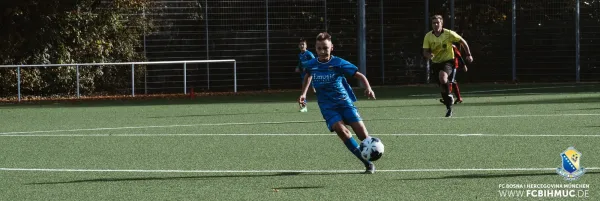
[0,0,154,97]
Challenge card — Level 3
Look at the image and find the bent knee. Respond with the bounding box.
[438,72,449,84]
[349,121,369,141]
[332,122,349,132]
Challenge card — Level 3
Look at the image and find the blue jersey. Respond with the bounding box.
[299,50,316,63]
[303,56,358,107]
[298,51,315,71]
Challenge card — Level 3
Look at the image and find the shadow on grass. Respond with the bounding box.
[562,108,600,111]
[27,172,360,185]
[361,96,600,109]
[455,96,600,107]
[0,84,597,109]
[274,186,325,190]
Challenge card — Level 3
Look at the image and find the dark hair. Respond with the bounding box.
[431,15,443,22]
[299,38,307,43]
[316,32,331,42]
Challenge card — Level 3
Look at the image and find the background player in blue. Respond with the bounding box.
[298,32,377,174]
[295,38,316,112]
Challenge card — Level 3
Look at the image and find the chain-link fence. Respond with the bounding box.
[120,0,600,93]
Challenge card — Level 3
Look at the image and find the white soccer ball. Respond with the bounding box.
[360,137,384,161]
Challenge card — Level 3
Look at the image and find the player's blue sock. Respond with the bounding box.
[344,137,370,166]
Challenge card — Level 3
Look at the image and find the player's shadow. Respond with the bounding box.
[274,186,325,190]
[459,96,599,107]
[358,104,438,109]
[563,107,600,111]
[26,172,360,185]
[398,171,600,181]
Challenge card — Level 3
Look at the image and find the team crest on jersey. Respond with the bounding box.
[557,146,586,181]
[328,66,334,71]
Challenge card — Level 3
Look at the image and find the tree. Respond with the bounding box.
[0,0,156,97]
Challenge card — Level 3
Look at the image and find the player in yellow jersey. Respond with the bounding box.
[423,15,473,117]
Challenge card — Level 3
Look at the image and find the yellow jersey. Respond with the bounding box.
[422,28,463,63]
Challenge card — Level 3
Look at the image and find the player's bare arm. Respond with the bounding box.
[353,72,375,99]
[423,48,433,59]
[298,74,313,105]
[459,38,473,63]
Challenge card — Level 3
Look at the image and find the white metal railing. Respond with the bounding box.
[0,59,237,101]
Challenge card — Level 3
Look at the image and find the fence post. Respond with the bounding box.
[76,65,80,98]
[184,62,187,94]
[425,0,429,33]
[425,0,430,84]
[266,0,271,89]
[144,65,147,94]
[357,0,367,87]
[234,61,237,93]
[205,0,210,90]
[576,0,581,83]
[450,0,455,29]
[143,7,147,95]
[380,0,385,85]
[324,0,328,32]
[17,66,21,102]
[512,0,517,82]
[131,64,135,97]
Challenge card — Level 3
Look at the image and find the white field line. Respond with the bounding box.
[1,113,599,135]
[1,167,598,173]
[409,85,594,97]
[1,133,599,137]
[0,120,315,135]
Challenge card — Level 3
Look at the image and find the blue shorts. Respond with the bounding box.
[319,104,362,132]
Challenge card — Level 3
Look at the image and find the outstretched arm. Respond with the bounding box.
[459,38,473,63]
[423,48,433,60]
[458,54,468,72]
[422,34,432,60]
[353,72,375,99]
[298,74,313,105]
[295,61,302,72]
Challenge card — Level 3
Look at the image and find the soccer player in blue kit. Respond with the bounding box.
[295,38,316,112]
[298,32,377,174]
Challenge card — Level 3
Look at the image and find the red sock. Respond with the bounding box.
[452,82,462,100]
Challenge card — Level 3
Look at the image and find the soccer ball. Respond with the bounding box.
[360,137,384,161]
